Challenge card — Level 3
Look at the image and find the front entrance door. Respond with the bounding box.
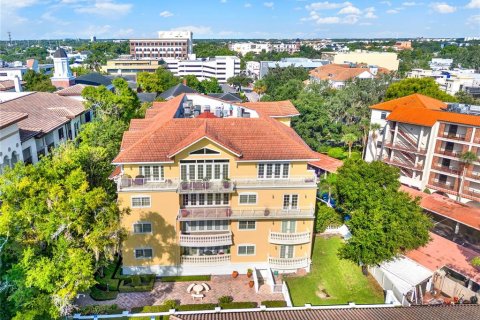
[281,220,296,233]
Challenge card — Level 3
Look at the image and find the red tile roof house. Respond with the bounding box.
[309,63,390,89]
[0,91,90,167]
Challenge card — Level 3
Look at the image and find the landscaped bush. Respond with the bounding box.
[90,285,119,301]
[261,300,287,308]
[177,303,216,311]
[219,302,257,309]
[160,275,211,282]
[78,304,124,315]
[118,274,155,292]
[163,299,178,310]
[315,203,342,233]
[131,305,170,313]
[218,295,233,304]
[327,147,347,160]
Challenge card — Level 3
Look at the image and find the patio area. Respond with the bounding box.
[76,275,284,310]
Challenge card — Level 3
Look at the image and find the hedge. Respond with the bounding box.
[160,275,211,282]
[78,304,124,315]
[89,286,119,301]
[177,303,217,311]
[118,274,155,292]
[261,300,287,308]
[219,302,257,309]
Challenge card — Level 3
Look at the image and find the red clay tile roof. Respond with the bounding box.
[406,232,480,282]
[196,111,218,118]
[240,100,300,118]
[401,185,480,231]
[172,305,480,320]
[0,111,28,129]
[55,84,88,96]
[113,95,318,164]
[0,80,25,91]
[308,152,343,173]
[370,94,447,111]
[108,166,121,179]
[0,92,85,141]
[309,64,389,82]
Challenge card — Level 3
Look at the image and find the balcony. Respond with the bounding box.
[117,176,178,191]
[177,206,315,221]
[384,142,427,155]
[178,180,235,194]
[181,254,231,266]
[268,231,311,245]
[434,148,461,158]
[235,175,317,189]
[427,179,457,191]
[382,157,424,171]
[439,132,467,142]
[179,232,232,247]
[268,256,310,270]
[431,164,461,175]
[466,171,480,180]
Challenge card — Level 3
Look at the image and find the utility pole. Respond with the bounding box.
[7,31,12,46]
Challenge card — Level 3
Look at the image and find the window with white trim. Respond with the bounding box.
[190,148,220,155]
[257,163,289,179]
[283,194,298,210]
[182,193,229,206]
[131,196,151,208]
[133,222,152,233]
[180,160,229,181]
[134,248,153,259]
[239,221,256,230]
[238,245,255,256]
[239,193,257,205]
[184,220,229,232]
[139,165,164,181]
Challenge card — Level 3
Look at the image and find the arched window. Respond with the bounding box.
[11,152,18,166]
[189,148,220,155]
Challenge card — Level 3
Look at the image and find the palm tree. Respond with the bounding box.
[341,133,357,158]
[457,151,478,201]
[370,123,382,160]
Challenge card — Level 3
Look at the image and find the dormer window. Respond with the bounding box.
[190,148,220,155]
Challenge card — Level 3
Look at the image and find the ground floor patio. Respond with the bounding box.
[76,274,284,310]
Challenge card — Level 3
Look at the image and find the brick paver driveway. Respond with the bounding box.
[76,275,284,310]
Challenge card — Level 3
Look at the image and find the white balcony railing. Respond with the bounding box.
[179,232,232,247]
[235,175,317,188]
[117,176,179,191]
[177,206,315,220]
[268,231,311,245]
[181,254,231,265]
[178,180,235,194]
[268,256,310,270]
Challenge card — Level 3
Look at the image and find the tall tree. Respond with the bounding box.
[369,123,382,160]
[335,160,431,266]
[458,151,478,201]
[227,74,253,91]
[385,78,457,102]
[341,133,357,158]
[137,67,180,94]
[23,70,56,92]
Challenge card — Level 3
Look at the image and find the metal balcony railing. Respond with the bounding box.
[117,176,179,191]
[179,232,232,247]
[177,206,315,221]
[382,157,424,171]
[178,180,235,194]
[434,148,461,158]
[383,142,427,155]
[268,231,311,245]
[439,132,467,141]
[432,164,461,175]
[268,256,310,270]
[235,175,317,188]
[181,254,231,265]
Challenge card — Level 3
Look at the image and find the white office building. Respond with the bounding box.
[164,56,240,83]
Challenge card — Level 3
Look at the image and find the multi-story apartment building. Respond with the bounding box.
[229,42,272,55]
[365,93,480,204]
[103,56,240,84]
[130,31,193,60]
[111,94,320,276]
[323,50,399,71]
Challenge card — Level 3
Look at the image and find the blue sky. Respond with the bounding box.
[1,0,479,40]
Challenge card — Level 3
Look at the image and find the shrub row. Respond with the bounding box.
[160,275,211,282]
[219,302,258,309]
[89,285,119,301]
[78,304,124,315]
[177,303,217,311]
[261,300,287,308]
[118,274,155,293]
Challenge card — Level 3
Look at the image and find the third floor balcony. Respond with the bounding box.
[179,232,233,247]
[235,174,317,189]
[268,231,311,245]
[383,142,427,155]
[177,206,315,221]
[178,180,235,194]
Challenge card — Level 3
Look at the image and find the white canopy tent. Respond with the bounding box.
[369,256,433,306]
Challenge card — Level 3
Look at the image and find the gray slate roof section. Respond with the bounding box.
[220,84,237,94]
[160,83,197,100]
[207,92,242,102]
[53,48,68,58]
[75,72,112,87]
[137,92,157,103]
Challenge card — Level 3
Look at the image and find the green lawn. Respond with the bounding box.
[285,236,384,306]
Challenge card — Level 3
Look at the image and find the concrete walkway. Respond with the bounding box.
[76,275,284,310]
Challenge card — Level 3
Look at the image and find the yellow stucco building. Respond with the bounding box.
[111,94,320,275]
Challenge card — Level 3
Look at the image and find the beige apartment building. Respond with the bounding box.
[365,94,480,204]
[130,30,193,60]
[323,50,399,71]
[111,94,319,276]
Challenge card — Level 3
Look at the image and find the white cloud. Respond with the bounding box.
[466,0,480,9]
[306,1,351,11]
[364,11,378,19]
[112,28,134,38]
[380,1,392,6]
[160,10,173,17]
[172,25,212,35]
[244,3,251,7]
[430,2,456,14]
[338,5,361,15]
[0,0,39,25]
[467,14,480,25]
[386,9,399,13]
[316,16,341,24]
[343,14,359,24]
[220,0,227,3]
[75,1,133,17]
[402,2,418,6]
[264,2,274,8]
[41,11,69,25]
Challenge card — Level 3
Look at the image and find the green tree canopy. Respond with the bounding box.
[334,160,431,266]
[385,78,457,102]
[227,74,253,91]
[137,67,180,94]
[23,69,56,92]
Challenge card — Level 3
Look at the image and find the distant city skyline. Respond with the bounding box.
[1,0,479,40]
